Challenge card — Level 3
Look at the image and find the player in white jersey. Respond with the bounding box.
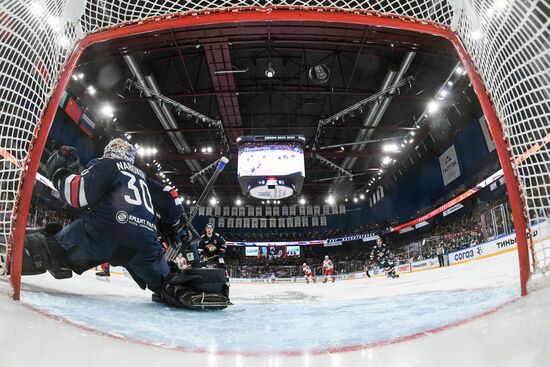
[322,255,335,283]
[302,263,316,283]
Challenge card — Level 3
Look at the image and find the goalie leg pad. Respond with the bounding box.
[181,268,228,295]
[158,268,231,310]
[20,232,72,279]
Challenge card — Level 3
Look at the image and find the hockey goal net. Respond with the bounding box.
[1,0,549,298]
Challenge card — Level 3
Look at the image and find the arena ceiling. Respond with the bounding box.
[66,19,480,204]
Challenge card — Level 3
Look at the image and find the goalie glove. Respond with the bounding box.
[45,146,80,186]
[160,216,191,249]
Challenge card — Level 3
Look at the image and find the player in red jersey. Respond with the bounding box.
[175,253,189,270]
[302,263,316,283]
[322,255,335,283]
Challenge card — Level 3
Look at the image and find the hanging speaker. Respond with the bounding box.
[308,64,331,84]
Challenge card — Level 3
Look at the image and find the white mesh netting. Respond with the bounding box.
[0,1,549,278]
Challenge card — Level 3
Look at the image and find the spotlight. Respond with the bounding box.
[353,197,358,203]
[427,101,439,114]
[206,146,213,153]
[455,66,464,75]
[101,104,113,117]
[87,85,96,96]
[382,144,399,153]
[58,36,71,49]
[410,131,416,136]
[201,147,206,153]
[186,200,191,205]
[29,2,44,16]
[471,30,482,40]
[236,199,242,206]
[326,195,335,205]
[299,198,306,205]
[209,197,217,206]
[47,15,60,30]
[382,156,392,165]
[495,0,507,10]
[360,194,365,200]
[265,62,275,78]
[125,134,132,140]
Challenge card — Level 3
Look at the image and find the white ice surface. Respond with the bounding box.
[1,250,549,367]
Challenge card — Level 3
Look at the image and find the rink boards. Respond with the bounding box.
[100,222,550,284]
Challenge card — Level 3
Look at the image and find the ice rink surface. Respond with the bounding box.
[2,250,550,367]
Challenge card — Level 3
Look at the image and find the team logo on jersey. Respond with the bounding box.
[116,210,129,224]
[205,244,217,253]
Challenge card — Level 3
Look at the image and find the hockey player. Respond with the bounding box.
[370,238,399,278]
[196,223,227,269]
[302,262,315,283]
[322,255,335,283]
[363,263,372,278]
[96,262,110,280]
[17,139,229,309]
[174,253,189,270]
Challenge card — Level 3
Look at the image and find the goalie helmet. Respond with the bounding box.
[103,138,136,164]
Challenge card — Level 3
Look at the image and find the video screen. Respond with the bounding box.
[245,246,259,257]
[238,141,305,177]
[259,246,284,258]
[286,246,301,257]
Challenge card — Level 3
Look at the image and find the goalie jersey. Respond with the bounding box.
[56,158,183,246]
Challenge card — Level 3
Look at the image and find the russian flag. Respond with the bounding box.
[80,113,95,137]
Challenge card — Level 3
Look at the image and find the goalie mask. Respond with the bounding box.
[103,138,136,164]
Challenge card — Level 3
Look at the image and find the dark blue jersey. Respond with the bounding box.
[56,158,183,246]
[198,233,227,257]
[370,243,388,260]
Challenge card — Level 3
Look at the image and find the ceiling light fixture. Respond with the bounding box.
[265,62,275,79]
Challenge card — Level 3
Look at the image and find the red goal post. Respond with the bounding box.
[2,1,548,300]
